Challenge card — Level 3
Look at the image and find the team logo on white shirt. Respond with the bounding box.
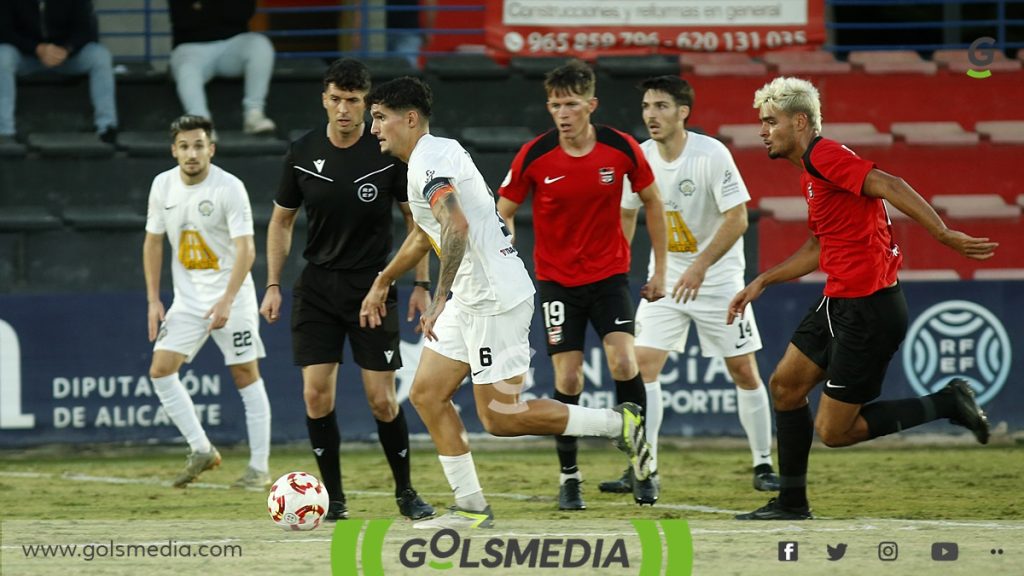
[678,179,696,196]
[357,183,379,202]
[598,167,616,184]
[198,200,215,216]
[313,159,326,173]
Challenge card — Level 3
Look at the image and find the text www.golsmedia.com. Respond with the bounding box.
[22,540,242,561]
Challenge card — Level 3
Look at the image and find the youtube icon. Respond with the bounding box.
[932,542,959,561]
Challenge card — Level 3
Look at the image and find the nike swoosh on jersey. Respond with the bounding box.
[613,318,632,325]
[543,175,566,184]
[164,205,177,210]
[472,369,486,377]
[735,340,750,349]
[824,380,846,389]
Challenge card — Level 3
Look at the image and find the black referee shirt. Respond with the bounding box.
[276,124,408,270]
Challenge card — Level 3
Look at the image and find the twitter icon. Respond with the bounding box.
[827,543,848,561]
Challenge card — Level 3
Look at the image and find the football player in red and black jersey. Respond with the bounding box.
[731,76,996,520]
[498,60,668,508]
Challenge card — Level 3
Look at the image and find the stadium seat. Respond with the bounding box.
[717,124,763,148]
[272,58,331,81]
[678,52,768,76]
[758,197,807,221]
[210,132,288,157]
[425,54,508,80]
[460,126,533,152]
[897,269,961,281]
[0,206,63,231]
[0,137,27,158]
[363,56,421,80]
[1018,193,1024,209]
[822,122,893,146]
[932,49,1022,74]
[510,57,573,78]
[27,133,116,158]
[930,193,1021,218]
[847,50,938,74]
[595,55,680,77]
[119,131,175,158]
[762,50,853,74]
[974,120,1024,144]
[890,122,979,145]
[63,206,146,230]
[973,268,1024,280]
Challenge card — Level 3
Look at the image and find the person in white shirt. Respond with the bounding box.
[609,76,779,495]
[143,114,272,489]
[360,77,652,529]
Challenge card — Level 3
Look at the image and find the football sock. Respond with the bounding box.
[861,393,948,439]
[553,391,580,475]
[152,373,211,454]
[775,404,813,509]
[238,378,271,472]
[737,384,774,468]
[307,411,343,502]
[438,452,487,511]
[376,406,412,496]
[644,381,663,472]
[615,373,647,419]
[563,404,620,437]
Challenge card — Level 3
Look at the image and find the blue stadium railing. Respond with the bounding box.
[825,0,1024,52]
[96,1,485,63]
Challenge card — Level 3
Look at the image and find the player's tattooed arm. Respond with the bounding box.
[431,185,468,304]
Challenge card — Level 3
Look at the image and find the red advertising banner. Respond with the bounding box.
[485,0,825,59]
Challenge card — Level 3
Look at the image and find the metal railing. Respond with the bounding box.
[96,1,485,63]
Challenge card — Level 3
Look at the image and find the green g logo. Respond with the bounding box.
[967,37,996,79]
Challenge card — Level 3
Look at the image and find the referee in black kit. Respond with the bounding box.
[260,58,435,522]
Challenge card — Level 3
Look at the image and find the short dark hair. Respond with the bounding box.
[323,58,371,92]
[170,115,214,141]
[638,75,695,109]
[365,76,433,119]
[544,59,595,98]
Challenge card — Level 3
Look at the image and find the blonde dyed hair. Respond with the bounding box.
[753,77,822,134]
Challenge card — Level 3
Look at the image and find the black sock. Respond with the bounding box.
[376,406,412,497]
[776,404,813,509]
[861,392,949,439]
[554,390,580,475]
[307,411,343,502]
[615,372,647,420]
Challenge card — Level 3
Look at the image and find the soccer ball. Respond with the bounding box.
[267,471,330,531]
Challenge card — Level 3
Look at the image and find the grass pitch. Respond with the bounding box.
[1,439,1021,575]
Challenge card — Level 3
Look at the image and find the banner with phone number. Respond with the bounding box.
[485,0,825,59]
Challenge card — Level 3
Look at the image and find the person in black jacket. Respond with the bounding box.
[168,0,276,135]
[0,0,117,142]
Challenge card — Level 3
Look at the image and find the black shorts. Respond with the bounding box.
[791,284,908,404]
[291,264,401,370]
[537,273,635,355]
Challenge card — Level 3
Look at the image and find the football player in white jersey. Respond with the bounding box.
[609,76,780,494]
[360,77,652,529]
[143,115,272,489]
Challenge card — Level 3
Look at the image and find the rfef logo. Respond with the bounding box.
[331,519,693,574]
[903,300,1010,406]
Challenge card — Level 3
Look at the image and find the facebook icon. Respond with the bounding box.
[779,541,799,561]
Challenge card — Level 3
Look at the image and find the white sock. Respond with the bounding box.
[644,381,664,472]
[559,470,582,485]
[737,385,774,468]
[238,378,271,472]
[438,452,487,511]
[152,373,211,453]
[563,404,621,438]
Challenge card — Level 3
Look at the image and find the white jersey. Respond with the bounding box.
[623,131,750,288]
[406,134,535,315]
[145,164,257,314]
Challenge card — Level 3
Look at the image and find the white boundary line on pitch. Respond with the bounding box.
[4,471,1023,528]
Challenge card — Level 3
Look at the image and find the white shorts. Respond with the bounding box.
[634,281,762,358]
[425,297,534,385]
[154,301,266,366]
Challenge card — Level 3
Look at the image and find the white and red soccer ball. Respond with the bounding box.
[267,471,330,531]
